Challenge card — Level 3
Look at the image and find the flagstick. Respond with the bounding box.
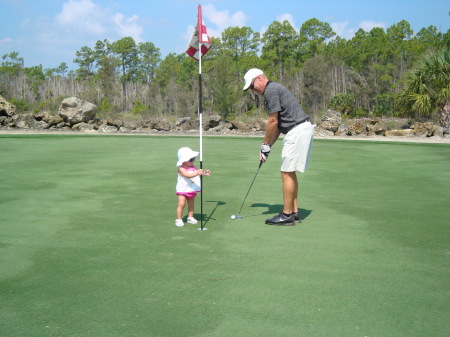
[198,40,206,231]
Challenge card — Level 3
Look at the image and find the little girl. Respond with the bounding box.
[175,147,211,227]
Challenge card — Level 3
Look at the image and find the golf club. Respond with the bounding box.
[231,161,263,220]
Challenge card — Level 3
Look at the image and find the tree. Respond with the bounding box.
[74,46,96,80]
[301,55,332,117]
[138,42,161,84]
[298,18,336,62]
[416,26,441,45]
[110,37,139,110]
[387,20,413,41]
[55,62,68,77]
[24,65,45,101]
[1,51,24,75]
[97,55,118,109]
[207,52,237,118]
[329,93,356,115]
[221,26,260,60]
[261,20,298,81]
[398,49,450,132]
[220,26,260,95]
[0,52,25,97]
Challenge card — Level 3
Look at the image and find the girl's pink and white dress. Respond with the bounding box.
[176,166,201,199]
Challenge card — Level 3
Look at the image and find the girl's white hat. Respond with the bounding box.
[176,147,199,166]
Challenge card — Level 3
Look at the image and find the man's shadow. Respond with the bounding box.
[247,203,313,220]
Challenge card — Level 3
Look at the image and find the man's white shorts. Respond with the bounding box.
[281,121,314,173]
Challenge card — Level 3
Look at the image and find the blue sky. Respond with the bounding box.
[0,0,448,70]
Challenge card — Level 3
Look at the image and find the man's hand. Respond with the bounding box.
[260,144,271,162]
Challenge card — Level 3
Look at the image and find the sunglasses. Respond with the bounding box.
[249,77,257,90]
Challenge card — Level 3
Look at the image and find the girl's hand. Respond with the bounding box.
[197,169,211,176]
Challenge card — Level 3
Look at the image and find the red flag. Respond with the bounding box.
[186,5,211,61]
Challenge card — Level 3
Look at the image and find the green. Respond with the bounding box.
[1,135,449,337]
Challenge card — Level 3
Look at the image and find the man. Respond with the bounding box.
[243,68,314,226]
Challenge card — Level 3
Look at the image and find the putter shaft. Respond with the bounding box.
[238,161,262,214]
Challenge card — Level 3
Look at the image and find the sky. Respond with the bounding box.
[0,0,448,70]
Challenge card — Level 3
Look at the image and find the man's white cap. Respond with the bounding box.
[243,68,264,91]
[176,147,199,166]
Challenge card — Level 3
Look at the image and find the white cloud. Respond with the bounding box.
[331,21,356,39]
[55,0,107,35]
[112,13,144,42]
[54,0,144,42]
[359,20,387,32]
[202,4,248,38]
[331,20,387,39]
[182,4,248,45]
[0,38,13,44]
[276,13,298,31]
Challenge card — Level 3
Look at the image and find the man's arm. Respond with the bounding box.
[263,112,280,146]
[260,112,280,162]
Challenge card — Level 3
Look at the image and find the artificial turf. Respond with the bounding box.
[0,134,449,337]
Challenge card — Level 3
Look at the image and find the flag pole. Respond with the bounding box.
[199,44,205,230]
[198,5,205,230]
[186,4,210,230]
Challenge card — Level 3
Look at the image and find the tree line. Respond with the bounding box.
[0,18,449,128]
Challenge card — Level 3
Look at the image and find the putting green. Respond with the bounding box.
[0,134,449,336]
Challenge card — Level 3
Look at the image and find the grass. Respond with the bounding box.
[0,134,449,337]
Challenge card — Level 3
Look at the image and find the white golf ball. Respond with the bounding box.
[231,215,235,220]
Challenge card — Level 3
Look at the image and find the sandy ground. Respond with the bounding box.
[0,129,449,144]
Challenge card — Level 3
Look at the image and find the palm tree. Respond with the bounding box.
[398,49,450,133]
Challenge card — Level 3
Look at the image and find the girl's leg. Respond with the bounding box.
[177,195,187,219]
[187,197,195,218]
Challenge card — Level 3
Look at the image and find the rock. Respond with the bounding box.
[0,95,16,117]
[106,119,124,128]
[366,119,386,136]
[34,121,50,130]
[434,126,444,137]
[14,114,36,129]
[176,117,191,126]
[123,121,139,130]
[205,114,222,130]
[33,111,50,121]
[58,97,97,125]
[347,120,366,135]
[230,120,251,132]
[98,124,118,133]
[119,127,131,133]
[151,118,171,131]
[335,124,349,136]
[250,118,267,132]
[411,122,436,137]
[208,121,232,133]
[385,129,415,137]
[72,122,95,132]
[320,110,342,133]
[177,119,199,131]
[43,115,64,128]
[314,128,334,137]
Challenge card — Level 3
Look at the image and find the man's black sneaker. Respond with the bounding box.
[265,212,295,226]
[292,212,302,223]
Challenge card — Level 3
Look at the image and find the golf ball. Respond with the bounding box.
[231,215,235,220]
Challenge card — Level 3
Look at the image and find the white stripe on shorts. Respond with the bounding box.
[281,121,314,173]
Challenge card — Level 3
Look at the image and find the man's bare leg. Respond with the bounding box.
[281,171,298,214]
